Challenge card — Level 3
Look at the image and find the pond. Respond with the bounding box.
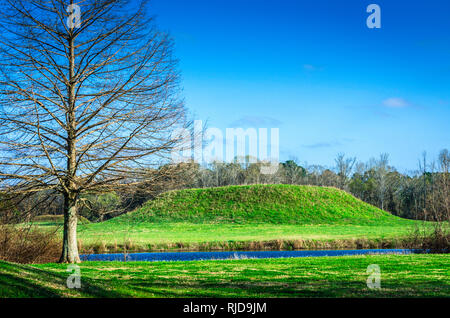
[81,248,420,262]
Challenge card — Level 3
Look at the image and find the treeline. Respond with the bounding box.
[3,149,449,223]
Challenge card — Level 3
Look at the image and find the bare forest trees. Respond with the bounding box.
[0,0,188,263]
[438,149,450,220]
[373,153,390,211]
[334,153,356,190]
[423,150,449,221]
[282,160,306,185]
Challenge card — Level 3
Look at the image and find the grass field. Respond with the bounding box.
[1,254,449,297]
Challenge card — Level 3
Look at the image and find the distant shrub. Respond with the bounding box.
[406,222,449,253]
[0,224,60,263]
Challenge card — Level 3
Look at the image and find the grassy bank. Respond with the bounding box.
[1,254,449,297]
[77,222,424,253]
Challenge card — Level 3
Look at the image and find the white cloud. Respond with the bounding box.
[302,141,340,149]
[382,97,410,108]
[303,64,325,71]
[303,64,316,70]
[302,138,354,149]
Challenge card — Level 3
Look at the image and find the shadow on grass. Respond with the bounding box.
[0,272,60,297]
[0,261,124,298]
[118,278,450,298]
[123,279,359,298]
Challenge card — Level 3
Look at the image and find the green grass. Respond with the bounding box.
[1,254,449,297]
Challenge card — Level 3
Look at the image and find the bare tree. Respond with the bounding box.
[428,149,450,221]
[0,0,188,263]
[335,153,356,189]
[438,149,450,221]
[374,153,390,210]
[418,151,428,215]
[281,159,305,185]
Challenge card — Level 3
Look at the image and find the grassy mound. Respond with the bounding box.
[115,184,402,225]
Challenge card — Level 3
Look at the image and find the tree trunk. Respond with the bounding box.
[59,13,80,264]
[59,192,80,263]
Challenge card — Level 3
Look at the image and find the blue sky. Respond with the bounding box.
[150,0,450,171]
